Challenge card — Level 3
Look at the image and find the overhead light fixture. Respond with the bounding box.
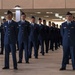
[62,18,66,20]
[30,14,36,16]
[52,19,62,20]
[44,15,49,17]
[36,12,41,14]
[46,12,49,14]
[59,16,63,19]
[70,11,75,13]
[55,13,59,17]
[1,16,4,19]
[4,12,7,14]
[46,12,53,14]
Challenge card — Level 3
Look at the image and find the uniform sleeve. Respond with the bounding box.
[27,22,31,36]
[17,22,19,35]
[14,22,18,39]
[3,23,6,34]
[47,26,50,34]
[0,25,3,32]
[60,24,64,37]
[37,25,40,35]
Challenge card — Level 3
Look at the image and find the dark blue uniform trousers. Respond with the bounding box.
[4,44,17,68]
[18,41,29,62]
[45,38,49,53]
[29,40,38,58]
[38,38,44,55]
[62,45,75,69]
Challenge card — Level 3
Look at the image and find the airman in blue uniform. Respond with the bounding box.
[0,18,6,55]
[43,20,49,53]
[54,25,59,50]
[48,21,52,50]
[50,22,58,51]
[56,25,61,48]
[38,18,45,55]
[28,16,40,59]
[18,12,30,63]
[2,10,18,70]
[60,12,75,70]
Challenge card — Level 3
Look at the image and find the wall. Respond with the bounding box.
[66,0,75,8]
[0,0,75,9]
[0,0,1,9]
[34,0,65,9]
[2,0,33,9]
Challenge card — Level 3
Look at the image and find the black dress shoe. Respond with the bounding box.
[29,56,32,58]
[18,61,22,63]
[42,52,45,56]
[52,49,54,51]
[14,67,18,70]
[60,68,66,71]
[0,53,3,55]
[40,52,42,53]
[55,48,58,50]
[73,68,75,70]
[46,52,48,53]
[42,54,45,56]
[66,62,69,64]
[26,61,29,64]
[2,67,9,69]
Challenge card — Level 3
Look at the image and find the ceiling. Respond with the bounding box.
[0,8,75,21]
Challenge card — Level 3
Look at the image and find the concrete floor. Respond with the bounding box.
[0,47,75,75]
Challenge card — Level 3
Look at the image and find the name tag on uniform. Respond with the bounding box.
[5,26,7,27]
[19,25,21,27]
[64,27,67,29]
[71,27,74,28]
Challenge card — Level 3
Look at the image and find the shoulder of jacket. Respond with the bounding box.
[61,22,67,27]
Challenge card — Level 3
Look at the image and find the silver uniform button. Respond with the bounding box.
[68,30,70,31]
[68,33,70,34]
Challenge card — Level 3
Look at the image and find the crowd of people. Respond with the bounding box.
[0,10,62,70]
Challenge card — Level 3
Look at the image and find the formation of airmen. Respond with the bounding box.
[0,10,62,70]
[60,12,75,71]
